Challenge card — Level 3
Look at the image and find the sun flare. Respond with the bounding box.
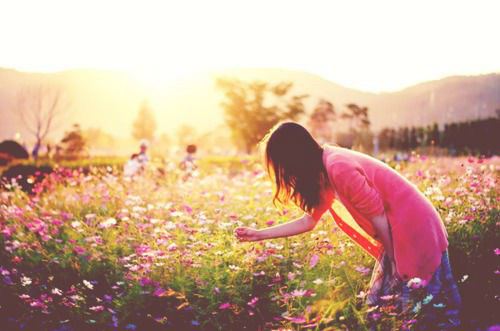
[129,66,197,91]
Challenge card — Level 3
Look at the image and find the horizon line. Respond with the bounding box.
[1,65,499,94]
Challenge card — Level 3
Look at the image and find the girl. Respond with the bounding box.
[234,122,461,330]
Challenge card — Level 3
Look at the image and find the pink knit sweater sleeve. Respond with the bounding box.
[330,160,385,219]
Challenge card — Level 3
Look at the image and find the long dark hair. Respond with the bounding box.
[261,122,329,213]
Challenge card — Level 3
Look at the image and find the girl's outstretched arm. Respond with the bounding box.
[234,214,318,242]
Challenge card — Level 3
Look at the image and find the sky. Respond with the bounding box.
[1,0,499,92]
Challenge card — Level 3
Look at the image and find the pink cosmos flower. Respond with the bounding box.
[219,302,231,310]
[1,227,13,237]
[12,256,22,264]
[183,204,193,214]
[283,315,306,324]
[309,254,320,268]
[290,289,307,297]
[247,297,259,308]
[73,246,86,255]
[139,277,153,287]
[89,305,105,312]
[153,288,167,297]
[355,266,371,275]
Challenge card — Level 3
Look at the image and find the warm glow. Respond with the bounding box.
[130,66,194,91]
[1,0,499,92]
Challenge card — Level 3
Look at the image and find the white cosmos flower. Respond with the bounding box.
[83,280,94,290]
[21,276,32,286]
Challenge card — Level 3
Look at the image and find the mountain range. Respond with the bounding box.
[0,67,499,144]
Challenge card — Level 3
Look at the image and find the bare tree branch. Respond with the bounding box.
[13,81,69,157]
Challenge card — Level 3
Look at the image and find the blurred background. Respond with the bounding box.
[0,2,499,330]
[0,0,499,164]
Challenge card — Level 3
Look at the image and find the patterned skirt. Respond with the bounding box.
[366,251,462,330]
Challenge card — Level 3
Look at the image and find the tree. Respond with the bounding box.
[83,128,116,152]
[341,104,370,130]
[60,124,86,160]
[340,103,373,152]
[401,127,410,150]
[409,127,418,149]
[378,128,392,150]
[417,127,425,147]
[308,99,336,144]
[217,78,307,153]
[0,140,29,166]
[431,123,440,146]
[132,101,157,141]
[15,83,69,160]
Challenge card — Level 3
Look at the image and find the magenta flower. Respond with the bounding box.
[183,204,193,214]
[309,254,320,268]
[283,315,306,324]
[219,302,231,310]
[139,277,153,287]
[153,287,167,297]
[247,297,259,308]
[73,246,86,255]
[1,227,13,237]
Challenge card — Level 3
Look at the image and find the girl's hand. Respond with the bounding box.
[234,227,262,242]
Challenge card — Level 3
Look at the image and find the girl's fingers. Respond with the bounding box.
[235,227,247,234]
[235,227,258,242]
[237,235,248,242]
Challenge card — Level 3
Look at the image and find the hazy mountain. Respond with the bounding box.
[0,67,499,145]
[371,74,500,128]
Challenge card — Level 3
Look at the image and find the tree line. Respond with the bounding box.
[218,78,499,156]
[378,117,500,156]
[217,79,374,153]
[9,78,499,158]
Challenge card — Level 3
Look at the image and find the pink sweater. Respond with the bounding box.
[312,145,448,282]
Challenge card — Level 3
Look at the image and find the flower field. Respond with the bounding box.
[0,155,499,331]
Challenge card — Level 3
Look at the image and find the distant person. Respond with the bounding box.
[123,153,141,177]
[137,140,149,165]
[235,122,461,330]
[180,144,197,171]
[124,140,149,178]
[179,144,198,181]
